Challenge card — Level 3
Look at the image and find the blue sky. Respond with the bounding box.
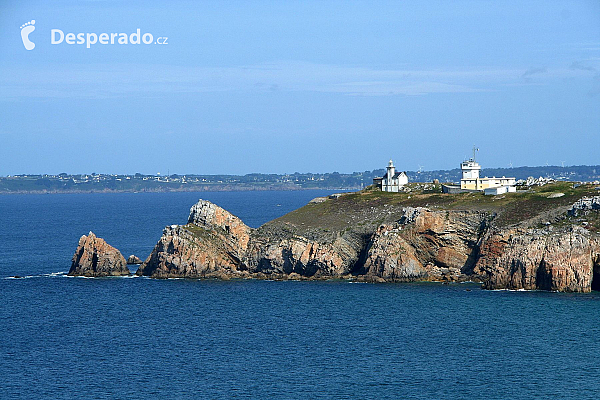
[0,0,599,175]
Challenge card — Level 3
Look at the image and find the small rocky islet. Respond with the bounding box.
[69,232,130,277]
[69,181,600,292]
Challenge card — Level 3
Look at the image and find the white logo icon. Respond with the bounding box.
[20,20,36,50]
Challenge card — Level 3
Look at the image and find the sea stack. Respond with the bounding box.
[69,232,130,277]
[127,255,143,265]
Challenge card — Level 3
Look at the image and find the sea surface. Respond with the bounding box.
[1,191,599,399]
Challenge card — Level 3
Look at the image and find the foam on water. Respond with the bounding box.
[4,271,68,279]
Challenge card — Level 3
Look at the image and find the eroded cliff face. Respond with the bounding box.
[137,200,361,279]
[247,234,360,277]
[361,208,487,282]
[361,223,427,281]
[69,232,129,277]
[188,200,251,252]
[474,227,599,292]
[135,197,600,292]
[137,201,487,282]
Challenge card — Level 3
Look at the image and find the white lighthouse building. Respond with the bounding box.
[373,159,409,192]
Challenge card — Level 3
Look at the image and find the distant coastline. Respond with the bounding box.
[0,185,357,195]
[1,165,599,194]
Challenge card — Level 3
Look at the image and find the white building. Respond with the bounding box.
[460,149,515,191]
[484,185,517,196]
[373,160,409,192]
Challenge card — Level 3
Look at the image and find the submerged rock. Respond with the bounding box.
[69,232,129,277]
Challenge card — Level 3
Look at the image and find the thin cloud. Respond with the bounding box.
[570,61,596,72]
[0,61,591,99]
[521,67,547,78]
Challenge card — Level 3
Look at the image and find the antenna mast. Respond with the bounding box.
[472,145,479,161]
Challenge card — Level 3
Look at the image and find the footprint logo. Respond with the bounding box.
[20,20,36,50]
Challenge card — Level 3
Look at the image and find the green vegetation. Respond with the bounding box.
[264,182,600,235]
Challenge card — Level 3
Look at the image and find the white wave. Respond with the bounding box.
[5,271,68,279]
[4,275,35,279]
[42,271,68,277]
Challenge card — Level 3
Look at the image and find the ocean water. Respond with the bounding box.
[1,191,599,399]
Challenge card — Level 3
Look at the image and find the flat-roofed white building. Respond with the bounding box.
[460,150,515,191]
[484,185,517,196]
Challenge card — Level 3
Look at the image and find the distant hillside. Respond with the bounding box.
[404,165,600,184]
[1,165,599,193]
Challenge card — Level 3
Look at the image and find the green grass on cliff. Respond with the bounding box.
[263,182,600,235]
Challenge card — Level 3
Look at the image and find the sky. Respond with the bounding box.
[0,0,599,175]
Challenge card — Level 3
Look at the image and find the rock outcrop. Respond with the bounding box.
[137,200,360,278]
[474,227,598,292]
[187,200,252,252]
[136,199,252,278]
[134,194,600,292]
[136,224,246,278]
[568,196,600,216]
[69,232,129,277]
[361,208,487,282]
[127,255,143,264]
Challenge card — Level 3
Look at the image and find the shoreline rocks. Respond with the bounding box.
[69,232,129,277]
[135,198,600,292]
[68,193,600,292]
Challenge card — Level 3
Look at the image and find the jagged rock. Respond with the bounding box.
[188,199,251,251]
[568,196,600,216]
[523,176,555,187]
[127,255,143,264]
[135,195,600,291]
[69,232,129,277]
[135,224,244,278]
[474,227,598,292]
[362,209,487,282]
[362,224,427,281]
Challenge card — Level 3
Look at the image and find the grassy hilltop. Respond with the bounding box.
[259,182,600,239]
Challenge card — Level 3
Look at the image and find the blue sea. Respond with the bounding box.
[1,191,599,399]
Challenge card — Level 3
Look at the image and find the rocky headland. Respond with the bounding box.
[69,232,130,277]
[76,182,600,292]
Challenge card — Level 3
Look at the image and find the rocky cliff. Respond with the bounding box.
[136,200,360,279]
[135,184,600,292]
[360,208,488,282]
[69,232,129,277]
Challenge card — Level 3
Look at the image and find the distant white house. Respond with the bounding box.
[373,160,408,192]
